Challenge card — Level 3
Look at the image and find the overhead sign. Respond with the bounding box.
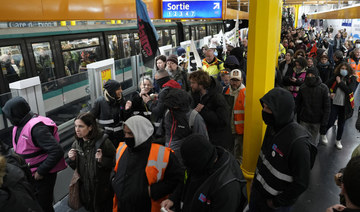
[162,0,222,19]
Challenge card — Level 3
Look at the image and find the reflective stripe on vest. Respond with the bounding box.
[12,116,67,175]
[255,170,282,196]
[104,126,123,132]
[113,142,171,212]
[225,87,246,134]
[259,151,293,182]
[98,119,115,124]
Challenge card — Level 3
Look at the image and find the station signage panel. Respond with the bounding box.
[162,0,222,19]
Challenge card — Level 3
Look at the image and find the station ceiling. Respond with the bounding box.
[227,0,350,10]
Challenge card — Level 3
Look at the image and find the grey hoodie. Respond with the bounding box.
[124,115,154,148]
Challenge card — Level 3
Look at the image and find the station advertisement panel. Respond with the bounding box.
[162,0,222,19]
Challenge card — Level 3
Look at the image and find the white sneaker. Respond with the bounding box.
[320,135,328,145]
[335,140,343,150]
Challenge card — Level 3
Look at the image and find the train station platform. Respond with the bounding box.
[53,87,360,212]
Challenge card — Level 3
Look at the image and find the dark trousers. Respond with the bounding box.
[327,104,345,140]
[33,172,57,212]
[249,186,292,212]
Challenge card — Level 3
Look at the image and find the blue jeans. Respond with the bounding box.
[248,187,292,212]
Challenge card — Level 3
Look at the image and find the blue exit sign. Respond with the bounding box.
[162,0,222,19]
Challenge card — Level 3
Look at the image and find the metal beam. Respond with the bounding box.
[308,5,360,19]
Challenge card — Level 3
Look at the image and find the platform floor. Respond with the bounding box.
[54,88,360,212]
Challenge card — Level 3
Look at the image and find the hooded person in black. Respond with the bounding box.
[189,71,233,151]
[2,97,66,212]
[90,79,132,147]
[160,134,247,212]
[296,67,331,146]
[249,88,317,212]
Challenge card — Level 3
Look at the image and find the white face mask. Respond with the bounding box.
[356,44,360,49]
[340,69,348,77]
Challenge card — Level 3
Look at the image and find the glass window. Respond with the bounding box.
[107,35,120,60]
[32,42,56,83]
[191,27,196,40]
[157,30,163,47]
[122,34,132,58]
[184,27,190,41]
[198,26,206,39]
[211,25,218,36]
[171,29,177,46]
[133,33,141,55]
[0,45,24,83]
[163,29,171,46]
[60,37,101,75]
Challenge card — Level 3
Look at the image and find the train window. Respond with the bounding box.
[211,25,218,36]
[171,29,177,46]
[61,37,99,50]
[163,29,171,46]
[157,30,163,47]
[133,33,141,55]
[184,27,190,41]
[191,27,196,40]
[0,45,24,83]
[122,34,132,58]
[60,37,101,74]
[198,26,206,39]
[32,42,56,83]
[107,35,121,60]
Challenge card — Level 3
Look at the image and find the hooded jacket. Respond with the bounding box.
[162,88,209,163]
[2,97,65,176]
[178,134,247,212]
[253,88,317,208]
[191,77,233,151]
[296,75,331,133]
[112,116,183,212]
[90,92,132,147]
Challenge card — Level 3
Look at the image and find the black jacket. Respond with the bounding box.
[67,132,116,212]
[112,139,183,212]
[317,62,334,84]
[2,97,64,176]
[181,147,247,212]
[254,88,317,208]
[296,77,331,132]
[0,162,43,212]
[191,77,233,151]
[90,96,132,146]
[325,74,357,120]
[130,89,154,120]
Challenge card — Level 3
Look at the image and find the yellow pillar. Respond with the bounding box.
[294,5,300,28]
[241,0,282,199]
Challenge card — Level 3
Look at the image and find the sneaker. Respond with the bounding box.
[320,134,328,145]
[335,140,343,150]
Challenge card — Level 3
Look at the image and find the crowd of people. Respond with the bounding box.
[1,23,360,212]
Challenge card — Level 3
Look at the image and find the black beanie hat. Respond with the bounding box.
[180,134,217,173]
[306,67,319,77]
[103,79,121,98]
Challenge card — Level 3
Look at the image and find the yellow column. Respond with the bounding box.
[294,5,300,28]
[241,0,282,199]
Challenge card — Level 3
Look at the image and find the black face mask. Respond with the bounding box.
[305,77,316,86]
[156,76,170,89]
[262,111,275,126]
[124,137,135,148]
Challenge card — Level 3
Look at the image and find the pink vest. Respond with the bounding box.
[12,116,67,175]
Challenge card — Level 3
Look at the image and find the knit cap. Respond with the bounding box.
[103,79,121,98]
[167,54,178,64]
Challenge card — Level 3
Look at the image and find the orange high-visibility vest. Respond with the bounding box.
[113,142,171,212]
[225,87,246,134]
[348,58,360,82]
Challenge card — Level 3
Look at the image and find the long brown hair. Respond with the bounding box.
[74,112,100,140]
[334,62,354,77]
